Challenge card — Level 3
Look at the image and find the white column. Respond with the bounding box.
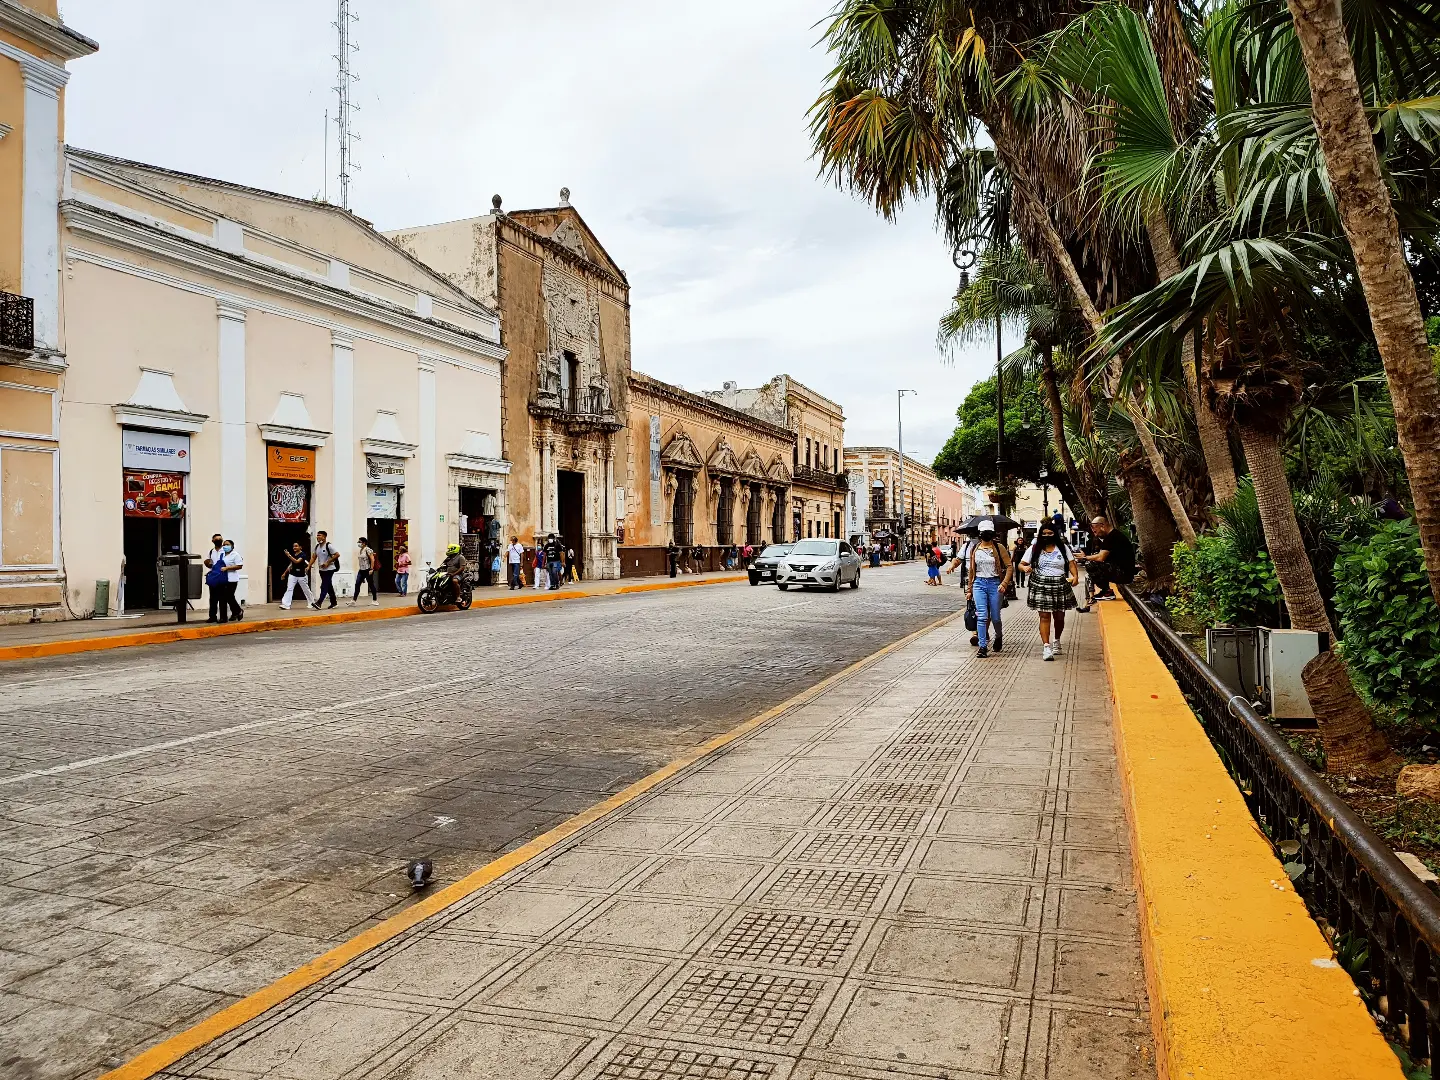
[541,441,554,533]
[20,58,68,351]
[331,332,355,559]
[604,452,615,533]
[217,300,248,601]
[417,355,437,566]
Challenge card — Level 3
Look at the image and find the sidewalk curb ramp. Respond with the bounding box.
[94,608,958,1080]
[0,573,748,664]
[1097,600,1403,1079]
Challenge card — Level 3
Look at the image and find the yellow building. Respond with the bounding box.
[703,375,847,540]
[0,1,95,621]
[621,372,793,575]
[844,446,938,553]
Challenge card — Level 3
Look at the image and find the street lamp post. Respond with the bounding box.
[897,389,916,558]
[995,314,1006,504]
[1039,464,1049,518]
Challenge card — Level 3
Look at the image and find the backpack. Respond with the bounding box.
[205,553,227,587]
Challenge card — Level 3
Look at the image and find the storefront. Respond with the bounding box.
[457,483,499,586]
[365,455,407,592]
[121,429,189,609]
[266,445,315,602]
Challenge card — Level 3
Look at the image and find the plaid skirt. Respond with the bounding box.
[1027,573,1077,612]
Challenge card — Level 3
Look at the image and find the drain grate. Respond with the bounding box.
[649,968,822,1044]
[597,1043,776,1079]
[879,744,969,763]
[844,780,943,803]
[864,760,956,782]
[757,866,888,913]
[813,803,926,833]
[707,910,860,969]
[790,831,911,869]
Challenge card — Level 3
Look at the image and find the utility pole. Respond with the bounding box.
[995,314,1006,512]
[334,0,359,210]
[897,390,915,557]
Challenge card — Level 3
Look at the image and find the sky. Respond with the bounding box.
[60,0,997,465]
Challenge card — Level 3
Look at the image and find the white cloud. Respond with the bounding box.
[61,0,996,462]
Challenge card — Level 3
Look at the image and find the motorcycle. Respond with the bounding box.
[416,564,473,613]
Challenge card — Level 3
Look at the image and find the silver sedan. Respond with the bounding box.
[776,539,862,592]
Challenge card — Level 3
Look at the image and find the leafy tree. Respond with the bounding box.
[933,376,1051,492]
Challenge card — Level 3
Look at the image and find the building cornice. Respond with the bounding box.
[445,454,512,475]
[113,404,208,434]
[63,208,506,377]
[0,3,97,62]
[629,372,795,445]
[258,423,330,449]
[361,438,417,459]
[497,214,629,294]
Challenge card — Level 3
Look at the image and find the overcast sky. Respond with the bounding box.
[62,0,996,465]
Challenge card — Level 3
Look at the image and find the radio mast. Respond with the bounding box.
[333,0,359,209]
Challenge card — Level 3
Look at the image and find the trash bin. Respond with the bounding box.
[94,579,110,617]
[158,551,203,622]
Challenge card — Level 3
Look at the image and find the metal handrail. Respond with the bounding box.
[1121,585,1440,1060]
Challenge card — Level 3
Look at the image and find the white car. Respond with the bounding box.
[776,539,862,592]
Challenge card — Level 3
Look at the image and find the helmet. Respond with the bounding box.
[446,544,461,556]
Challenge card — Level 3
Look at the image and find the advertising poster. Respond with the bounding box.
[267,445,316,481]
[649,415,662,526]
[268,481,309,523]
[123,471,186,518]
[122,431,191,473]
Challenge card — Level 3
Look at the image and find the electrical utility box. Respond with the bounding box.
[1258,628,1326,721]
[1205,627,1261,702]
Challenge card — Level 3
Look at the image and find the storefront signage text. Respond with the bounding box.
[123,471,185,518]
[267,445,316,481]
[122,430,191,474]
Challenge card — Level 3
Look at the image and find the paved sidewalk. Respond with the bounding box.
[145,605,1152,1080]
[0,571,744,654]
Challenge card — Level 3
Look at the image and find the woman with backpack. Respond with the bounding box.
[1020,520,1079,661]
[967,520,1013,657]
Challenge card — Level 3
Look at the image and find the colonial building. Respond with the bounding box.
[621,372,793,575]
[704,375,847,541]
[55,150,506,614]
[0,1,95,621]
[936,478,978,542]
[844,446,938,553]
[388,192,628,579]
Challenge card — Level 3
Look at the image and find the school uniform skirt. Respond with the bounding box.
[1027,573,1077,612]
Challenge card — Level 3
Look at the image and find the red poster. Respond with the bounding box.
[393,519,409,550]
[268,481,309,523]
[123,471,185,518]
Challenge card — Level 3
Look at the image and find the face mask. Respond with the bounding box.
[223,543,233,552]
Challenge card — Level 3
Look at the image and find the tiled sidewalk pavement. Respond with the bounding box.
[155,607,1153,1080]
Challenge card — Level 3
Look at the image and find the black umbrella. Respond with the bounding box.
[958,515,1022,535]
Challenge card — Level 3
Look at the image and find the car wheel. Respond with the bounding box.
[830,574,841,593]
[777,582,789,591]
[850,569,861,589]
[749,574,760,586]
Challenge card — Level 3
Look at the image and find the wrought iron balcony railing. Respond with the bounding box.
[793,465,849,492]
[0,292,35,353]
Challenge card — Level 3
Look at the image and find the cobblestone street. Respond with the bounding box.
[1,568,969,1080]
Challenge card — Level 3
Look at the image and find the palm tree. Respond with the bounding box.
[1283,0,1440,608]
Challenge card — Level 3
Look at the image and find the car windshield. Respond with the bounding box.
[790,540,838,557]
[760,545,793,558]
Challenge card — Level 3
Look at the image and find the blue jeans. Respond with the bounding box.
[973,576,1002,648]
[549,560,564,589]
[395,572,409,596]
[316,570,337,607]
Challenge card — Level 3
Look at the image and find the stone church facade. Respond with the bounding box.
[388,192,628,579]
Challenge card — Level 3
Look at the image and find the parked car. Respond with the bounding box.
[776,539,862,592]
[749,543,795,586]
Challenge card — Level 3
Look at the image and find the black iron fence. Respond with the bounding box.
[1121,586,1440,1060]
[0,291,34,352]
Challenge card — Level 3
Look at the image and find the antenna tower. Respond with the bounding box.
[333,0,359,209]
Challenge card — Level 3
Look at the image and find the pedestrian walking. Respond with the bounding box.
[310,530,340,609]
[1021,521,1079,661]
[741,542,754,567]
[279,541,315,609]
[666,539,679,578]
[351,537,378,605]
[967,519,1013,658]
[394,545,411,597]
[1011,535,1028,589]
[203,533,245,623]
[1075,515,1136,603]
[507,535,524,589]
[545,533,565,590]
[533,543,548,590]
[925,545,942,586]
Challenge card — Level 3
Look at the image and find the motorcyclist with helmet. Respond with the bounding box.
[441,543,469,603]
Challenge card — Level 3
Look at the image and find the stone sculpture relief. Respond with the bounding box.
[536,351,563,408]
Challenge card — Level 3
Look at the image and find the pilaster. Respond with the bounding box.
[417,354,437,567]
[20,59,67,350]
[331,331,355,559]
[217,300,248,601]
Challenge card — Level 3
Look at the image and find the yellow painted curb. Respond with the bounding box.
[1096,600,1403,1080]
[0,574,748,664]
[98,608,959,1080]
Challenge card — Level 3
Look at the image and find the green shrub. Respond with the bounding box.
[1168,532,1282,628]
[1334,519,1440,728]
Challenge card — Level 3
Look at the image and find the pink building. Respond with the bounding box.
[935,479,973,542]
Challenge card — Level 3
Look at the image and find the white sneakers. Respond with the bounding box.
[1052,640,1062,656]
[1043,643,1055,661]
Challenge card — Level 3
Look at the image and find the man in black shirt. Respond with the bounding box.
[1076,515,1135,600]
[544,534,565,590]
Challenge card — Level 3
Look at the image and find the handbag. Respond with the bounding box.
[205,554,227,587]
[964,598,978,632]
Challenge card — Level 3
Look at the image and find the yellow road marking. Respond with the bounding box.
[99,608,959,1080]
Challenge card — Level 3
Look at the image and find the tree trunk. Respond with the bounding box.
[1040,344,1101,521]
[1124,466,1177,585]
[1288,0,1440,611]
[1144,210,1240,505]
[1238,424,1398,775]
[1010,175,1198,545]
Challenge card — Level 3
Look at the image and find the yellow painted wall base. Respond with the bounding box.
[1097,601,1403,1080]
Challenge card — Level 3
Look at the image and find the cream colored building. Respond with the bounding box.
[55,150,506,614]
[844,446,937,552]
[622,372,793,574]
[703,375,847,541]
[0,1,95,621]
